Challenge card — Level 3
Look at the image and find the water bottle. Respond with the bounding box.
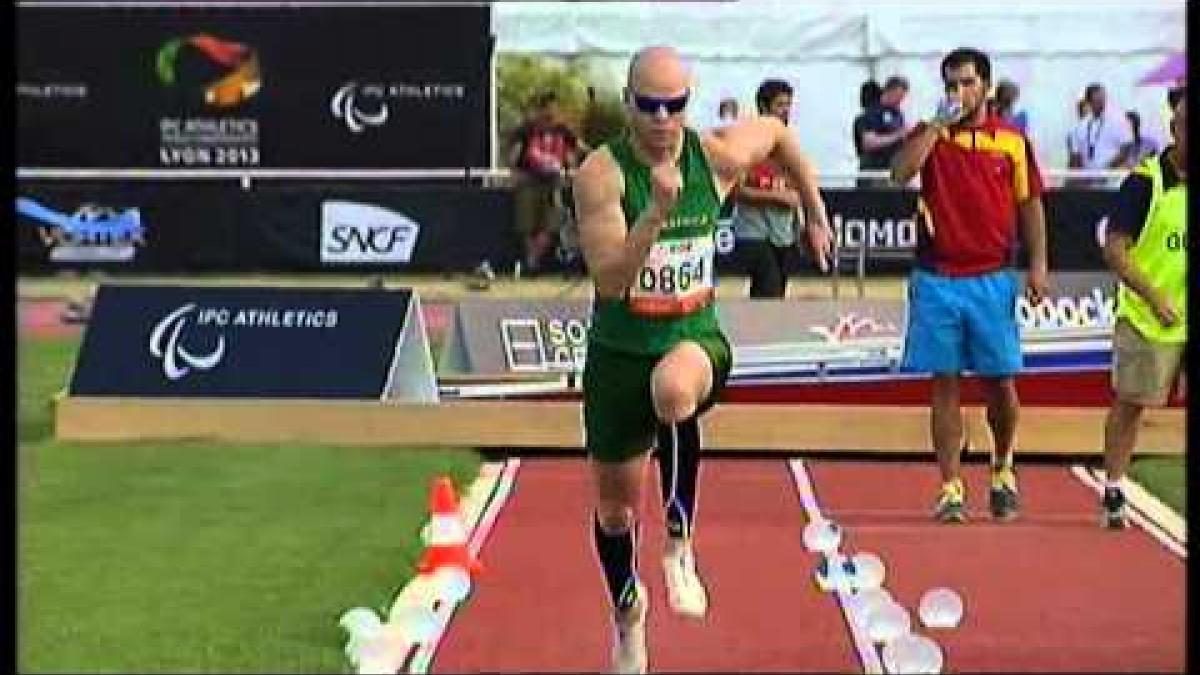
[935,97,964,126]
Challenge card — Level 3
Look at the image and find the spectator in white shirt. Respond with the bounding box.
[1068,83,1133,171]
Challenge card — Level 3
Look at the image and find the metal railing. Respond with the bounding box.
[15,167,515,190]
[15,166,1129,186]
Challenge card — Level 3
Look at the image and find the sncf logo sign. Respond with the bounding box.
[320,200,420,264]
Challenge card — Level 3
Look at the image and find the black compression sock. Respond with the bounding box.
[593,514,640,612]
[655,415,700,541]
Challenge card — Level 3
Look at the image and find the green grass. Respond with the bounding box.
[17,337,80,443]
[18,335,481,673]
[1129,457,1187,516]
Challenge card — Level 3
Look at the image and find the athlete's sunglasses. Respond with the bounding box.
[631,90,690,115]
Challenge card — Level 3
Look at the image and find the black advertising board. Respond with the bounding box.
[15,182,516,274]
[718,188,1117,276]
[16,183,241,272]
[70,285,417,398]
[241,184,518,273]
[17,5,490,169]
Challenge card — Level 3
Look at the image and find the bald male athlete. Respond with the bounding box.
[574,46,832,674]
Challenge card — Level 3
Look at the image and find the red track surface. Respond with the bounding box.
[432,458,1184,673]
[805,460,1185,673]
[722,373,1186,408]
[19,300,83,339]
[434,459,857,673]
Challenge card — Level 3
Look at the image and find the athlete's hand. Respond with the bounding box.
[804,205,834,274]
[649,163,683,219]
[1024,266,1050,306]
[1151,293,1180,327]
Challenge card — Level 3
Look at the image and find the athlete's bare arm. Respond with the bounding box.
[574,147,681,299]
[703,117,832,270]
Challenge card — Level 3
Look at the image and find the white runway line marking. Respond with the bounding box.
[390,458,522,674]
[788,459,885,675]
[1069,465,1186,559]
[1085,465,1187,544]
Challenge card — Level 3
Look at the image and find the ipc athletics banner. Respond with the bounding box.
[70,285,437,400]
[17,4,490,169]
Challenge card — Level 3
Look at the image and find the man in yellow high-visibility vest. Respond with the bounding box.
[1100,95,1187,529]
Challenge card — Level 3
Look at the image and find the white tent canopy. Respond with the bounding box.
[494,0,1185,177]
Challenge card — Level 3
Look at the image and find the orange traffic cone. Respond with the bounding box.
[415,477,483,576]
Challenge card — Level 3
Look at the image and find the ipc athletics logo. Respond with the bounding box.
[149,304,226,381]
[330,83,389,133]
[156,34,261,107]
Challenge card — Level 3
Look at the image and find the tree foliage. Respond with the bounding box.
[497,54,627,154]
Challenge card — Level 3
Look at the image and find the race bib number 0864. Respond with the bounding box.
[629,236,715,317]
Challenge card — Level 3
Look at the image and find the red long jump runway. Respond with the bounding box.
[803,460,1186,673]
[432,458,857,673]
[19,299,82,339]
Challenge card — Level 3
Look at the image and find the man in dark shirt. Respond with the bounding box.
[861,76,910,186]
[852,80,883,188]
[509,91,582,275]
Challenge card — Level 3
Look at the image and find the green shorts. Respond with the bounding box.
[582,333,732,463]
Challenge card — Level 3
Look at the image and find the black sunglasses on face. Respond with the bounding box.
[631,91,690,115]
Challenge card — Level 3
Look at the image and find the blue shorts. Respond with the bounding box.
[901,267,1023,377]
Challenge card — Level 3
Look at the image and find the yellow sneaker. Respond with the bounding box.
[934,478,967,523]
[989,465,1019,521]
